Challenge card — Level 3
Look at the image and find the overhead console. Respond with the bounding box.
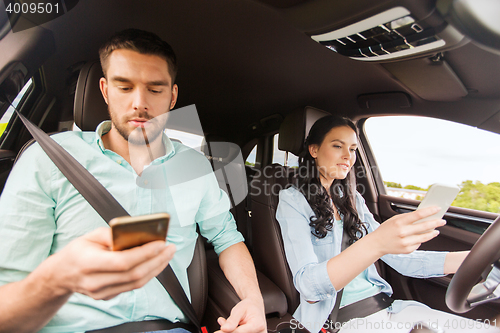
[258,0,468,62]
[255,0,490,101]
[311,7,451,61]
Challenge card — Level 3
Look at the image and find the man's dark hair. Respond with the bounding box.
[99,28,178,82]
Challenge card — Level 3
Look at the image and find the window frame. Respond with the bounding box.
[0,73,42,150]
[357,117,387,196]
[358,116,499,234]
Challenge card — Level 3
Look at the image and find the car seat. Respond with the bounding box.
[73,59,209,321]
[73,60,298,332]
[249,106,330,314]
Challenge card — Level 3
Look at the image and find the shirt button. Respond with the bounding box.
[116,160,122,165]
[144,180,149,185]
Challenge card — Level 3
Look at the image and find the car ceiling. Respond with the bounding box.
[4,0,500,145]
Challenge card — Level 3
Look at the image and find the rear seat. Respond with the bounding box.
[202,135,251,243]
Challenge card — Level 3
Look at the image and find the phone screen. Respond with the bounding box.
[415,183,459,224]
[110,213,170,251]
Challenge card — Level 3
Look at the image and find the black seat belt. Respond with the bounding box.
[326,229,350,333]
[15,110,202,332]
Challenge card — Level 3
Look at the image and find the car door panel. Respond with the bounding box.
[377,194,500,320]
[0,149,15,194]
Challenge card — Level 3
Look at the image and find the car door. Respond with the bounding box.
[357,115,500,322]
[0,79,34,193]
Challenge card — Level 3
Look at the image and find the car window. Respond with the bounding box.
[245,145,257,167]
[272,134,299,167]
[165,129,204,154]
[0,78,33,139]
[364,116,500,213]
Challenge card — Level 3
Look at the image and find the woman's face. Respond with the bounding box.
[308,125,358,184]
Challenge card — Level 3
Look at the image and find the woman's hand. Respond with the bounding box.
[369,206,446,256]
[326,206,446,292]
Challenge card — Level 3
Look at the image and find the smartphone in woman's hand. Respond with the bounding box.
[414,183,459,224]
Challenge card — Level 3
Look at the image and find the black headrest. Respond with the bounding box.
[74,60,109,131]
[277,106,330,156]
[202,135,226,158]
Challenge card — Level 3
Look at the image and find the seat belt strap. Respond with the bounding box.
[327,228,350,331]
[15,110,202,331]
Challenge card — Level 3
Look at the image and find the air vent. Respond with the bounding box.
[312,7,446,61]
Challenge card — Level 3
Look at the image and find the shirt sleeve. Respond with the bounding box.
[276,188,336,302]
[194,157,244,255]
[0,143,56,285]
[355,192,447,278]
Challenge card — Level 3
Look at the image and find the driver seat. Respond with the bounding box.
[250,106,330,314]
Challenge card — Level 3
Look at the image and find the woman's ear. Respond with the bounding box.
[308,144,318,158]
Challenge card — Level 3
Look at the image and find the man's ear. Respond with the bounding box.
[308,144,318,158]
[170,84,178,110]
[99,77,109,104]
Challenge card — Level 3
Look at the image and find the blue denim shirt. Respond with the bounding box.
[276,186,447,333]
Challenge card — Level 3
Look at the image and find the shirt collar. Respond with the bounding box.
[94,121,176,162]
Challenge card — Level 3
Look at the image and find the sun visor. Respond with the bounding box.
[382,56,468,101]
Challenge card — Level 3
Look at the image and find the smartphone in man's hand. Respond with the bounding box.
[109,213,170,251]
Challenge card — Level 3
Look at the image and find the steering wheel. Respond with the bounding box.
[446,215,500,313]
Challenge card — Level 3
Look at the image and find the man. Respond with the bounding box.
[0,29,266,333]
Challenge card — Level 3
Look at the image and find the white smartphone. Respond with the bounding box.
[414,183,460,224]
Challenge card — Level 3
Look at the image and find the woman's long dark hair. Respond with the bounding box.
[295,115,367,244]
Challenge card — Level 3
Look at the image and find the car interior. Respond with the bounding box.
[1,0,500,332]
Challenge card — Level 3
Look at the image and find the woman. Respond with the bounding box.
[276,116,496,333]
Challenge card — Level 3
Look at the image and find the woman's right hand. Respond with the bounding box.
[325,206,445,291]
[369,206,446,256]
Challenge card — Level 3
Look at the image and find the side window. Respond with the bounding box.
[0,78,33,139]
[164,129,204,154]
[272,134,299,167]
[364,116,500,213]
[245,145,257,167]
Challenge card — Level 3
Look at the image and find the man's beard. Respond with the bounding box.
[110,109,167,145]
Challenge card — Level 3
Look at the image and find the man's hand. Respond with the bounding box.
[0,227,175,333]
[45,227,175,300]
[216,297,266,333]
[217,242,267,333]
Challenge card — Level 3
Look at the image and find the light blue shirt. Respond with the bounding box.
[331,220,380,307]
[0,121,244,332]
[276,186,447,333]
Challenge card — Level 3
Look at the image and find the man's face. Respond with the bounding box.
[99,49,178,145]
